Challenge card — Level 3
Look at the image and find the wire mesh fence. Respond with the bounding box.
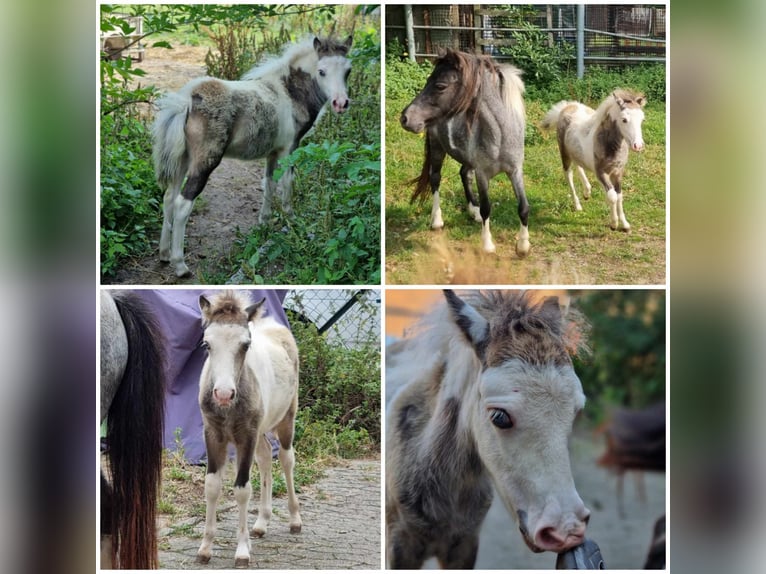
[283,289,381,350]
[385,4,666,67]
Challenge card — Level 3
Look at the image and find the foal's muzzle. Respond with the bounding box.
[332,97,350,113]
[400,110,425,134]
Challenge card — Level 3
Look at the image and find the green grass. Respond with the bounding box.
[385,95,666,285]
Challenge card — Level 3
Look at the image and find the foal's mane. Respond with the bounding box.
[201,290,250,327]
[241,36,350,81]
[437,50,503,117]
[593,88,646,125]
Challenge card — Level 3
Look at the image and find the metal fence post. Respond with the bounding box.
[577,4,585,78]
[404,5,416,62]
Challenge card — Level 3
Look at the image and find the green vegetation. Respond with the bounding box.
[100,5,380,283]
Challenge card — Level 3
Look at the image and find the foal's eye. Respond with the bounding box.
[489,408,513,429]
[318,69,326,77]
[200,340,210,351]
[435,83,448,92]
[622,118,629,123]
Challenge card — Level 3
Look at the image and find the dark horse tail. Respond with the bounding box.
[106,293,166,569]
[410,132,432,203]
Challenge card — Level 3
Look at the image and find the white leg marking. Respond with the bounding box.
[516,224,530,257]
[481,219,496,253]
[278,446,303,533]
[576,166,592,199]
[170,195,194,277]
[252,438,273,537]
[606,188,619,230]
[234,484,252,566]
[197,471,222,563]
[565,169,583,211]
[617,193,631,231]
[279,168,294,216]
[467,202,482,222]
[431,191,444,229]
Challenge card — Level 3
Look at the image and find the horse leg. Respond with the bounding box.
[460,165,482,222]
[170,158,222,277]
[436,534,480,569]
[259,152,282,224]
[614,179,631,232]
[387,525,427,569]
[252,434,274,537]
[428,146,447,230]
[232,436,257,567]
[507,167,531,257]
[576,165,592,199]
[276,415,303,533]
[159,174,183,263]
[475,171,495,253]
[197,432,227,564]
[562,156,583,211]
[279,166,295,217]
[597,172,621,230]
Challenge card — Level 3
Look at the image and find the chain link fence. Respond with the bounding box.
[283,289,381,350]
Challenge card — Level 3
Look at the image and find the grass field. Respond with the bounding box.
[385,97,666,286]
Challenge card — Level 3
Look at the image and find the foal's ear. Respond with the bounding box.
[636,95,647,107]
[313,36,323,51]
[199,294,212,327]
[444,290,490,360]
[246,298,267,323]
[344,35,353,50]
[539,296,564,335]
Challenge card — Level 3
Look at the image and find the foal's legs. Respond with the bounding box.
[436,533,480,569]
[387,526,427,569]
[197,433,228,564]
[427,146,447,230]
[507,167,531,257]
[598,172,630,231]
[276,415,303,533]
[459,166,482,222]
[232,437,257,567]
[562,157,583,212]
[576,165,592,199]
[259,151,290,224]
[252,434,274,537]
[159,173,184,263]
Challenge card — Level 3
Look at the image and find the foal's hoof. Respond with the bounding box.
[173,263,191,278]
[196,554,211,564]
[516,240,531,258]
[234,557,250,568]
[290,524,303,534]
[251,528,266,538]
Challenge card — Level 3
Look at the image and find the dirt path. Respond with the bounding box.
[105,45,266,285]
[159,458,381,569]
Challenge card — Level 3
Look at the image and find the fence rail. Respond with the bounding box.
[385,4,666,76]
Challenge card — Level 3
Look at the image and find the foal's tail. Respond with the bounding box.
[107,292,166,569]
[498,64,526,127]
[540,100,575,133]
[152,91,190,188]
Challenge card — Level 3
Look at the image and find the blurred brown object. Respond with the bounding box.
[597,402,666,473]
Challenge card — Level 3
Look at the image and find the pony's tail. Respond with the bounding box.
[107,292,166,569]
[152,92,190,188]
[540,100,575,133]
[409,132,432,203]
[498,64,526,126]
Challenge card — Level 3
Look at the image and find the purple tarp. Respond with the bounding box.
[136,289,288,464]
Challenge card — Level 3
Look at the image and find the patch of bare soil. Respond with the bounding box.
[104,45,266,285]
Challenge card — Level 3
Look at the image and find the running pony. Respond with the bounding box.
[541,90,646,231]
[400,50,530,256]
[100,291,166,569]
[153,36,352,277]
[386,290,590,568]
[196,290,301,567]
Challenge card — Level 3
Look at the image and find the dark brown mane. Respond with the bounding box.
[466,290,590,368]
[437,50,501,117]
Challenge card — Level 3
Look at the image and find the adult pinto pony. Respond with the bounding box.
[100,291,166,569]
[153,36,352,277]
[196,290,301,567]
[541,90,646,231]
[386,290,590,569]
[401,50,530,256]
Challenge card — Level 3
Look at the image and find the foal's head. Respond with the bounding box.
[444,290,591,554]
[199,291,266,408]
[608,89,647,152]
[312,36,353,114]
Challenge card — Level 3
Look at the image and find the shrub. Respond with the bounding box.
[385,39,433,102]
